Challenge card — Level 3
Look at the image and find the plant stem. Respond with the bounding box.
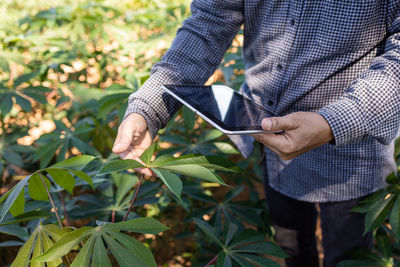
[58,191,70,227]
[122,174,145,222]
[111,209,115,223]
[39,172,63,228]
[205,254,218,266]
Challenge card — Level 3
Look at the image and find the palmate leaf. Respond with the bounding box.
[11,224,69,267]
[195,220,286,267]
[33,218,168,267]
[0,156,95,223]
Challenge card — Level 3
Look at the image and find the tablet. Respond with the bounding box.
[162,84,278,135]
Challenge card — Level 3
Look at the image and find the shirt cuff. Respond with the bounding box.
[317,98,366,147]
[123,99,159,140]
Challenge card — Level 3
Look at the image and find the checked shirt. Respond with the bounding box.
[123,0,400,202]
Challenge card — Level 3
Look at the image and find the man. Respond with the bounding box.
[112,1,400,266]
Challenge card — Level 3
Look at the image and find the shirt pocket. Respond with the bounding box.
[316,0,386,54]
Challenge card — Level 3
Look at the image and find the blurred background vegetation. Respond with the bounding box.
[1,0,400,266]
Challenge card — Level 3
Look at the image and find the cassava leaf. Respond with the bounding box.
[152,169,182,199]
[104,217,168,234]
[49,155,95,170]
[32,227,93,262]
[98,159,144,174]
[390,195,400,239]
[139,142,157,165]
[28,173,50,201]
[46,169,75,194]
[0,175,30,222]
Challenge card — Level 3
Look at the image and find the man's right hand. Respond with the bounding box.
[112,113,153,176]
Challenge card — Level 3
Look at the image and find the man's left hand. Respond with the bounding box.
[251,112,334,160]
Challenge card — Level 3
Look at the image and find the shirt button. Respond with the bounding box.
[277,64,283,70]
[290,19,296,26]
[267,100,274,106]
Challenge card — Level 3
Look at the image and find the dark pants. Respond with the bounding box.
[262,169,373,267]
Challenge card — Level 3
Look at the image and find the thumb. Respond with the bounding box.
[112,122,134,154]
[261,115,295,132]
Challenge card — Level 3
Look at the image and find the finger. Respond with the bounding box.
[112,122,134,154]
[262,114,296,132]
[134,167,153,177]
[256,132,295,154]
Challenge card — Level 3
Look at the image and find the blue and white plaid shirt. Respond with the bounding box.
[124,0,400,202]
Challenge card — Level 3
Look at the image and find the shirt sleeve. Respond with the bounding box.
[318,2,400,146]
[123,0,243,139]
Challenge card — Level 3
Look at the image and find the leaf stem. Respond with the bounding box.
[39,172,63,228]
[58,191,70,227]
[122,174,144,222]
[205,254,218,266]
[111,209,115,223]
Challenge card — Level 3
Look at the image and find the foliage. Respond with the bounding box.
[1,0,400,266]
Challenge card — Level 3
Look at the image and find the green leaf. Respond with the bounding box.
[32,227,93,262]
[71,234,96,267]
[98,159,144,174]
[92,235,112,267]
[0,175,30,222]
[225,223,238,246]
[193,218,223,247]
[216,251,231,267]
[0,211,51,226]
[213,142,239,155]
[390,195,400,239]
[156,155,241,173]
[158,164,226,185]
[33,141,61,169]
[14,94,31,112]
[376,228,392,259]
[183,106,195,131]
[70,170,94,189]
[364,192,395,233]
[49,155,95,170]
[234,242,288,258]
[31,231,43,267]
[139,143,157,165]
[14,72,39,87]
[104,217,168,234]
[11,228,37,267]
[386,172,398,184]
[3,150,23,166]
[28,173,50,201]
[41,232,62,267]
[9,188,26,217]
[106,230,156,267]
[200,129,223,142]
[0,94,13,115]
[0,225,29,240]
[152,169,182,199]
[112,173,138,205]
[102,232,147,267]
[46,169,75,194]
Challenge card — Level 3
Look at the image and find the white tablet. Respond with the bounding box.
[162,84,278,135]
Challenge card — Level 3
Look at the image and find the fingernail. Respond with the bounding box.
[262,119,272,130]
[113,144,121,151]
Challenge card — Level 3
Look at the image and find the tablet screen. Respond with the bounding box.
[162,84,277,133]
